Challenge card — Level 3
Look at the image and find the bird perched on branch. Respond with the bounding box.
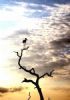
[22,38,27,46]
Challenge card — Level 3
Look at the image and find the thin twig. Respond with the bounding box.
[28,92,31,100]
[39,70,54,79]
[22,78,36,85]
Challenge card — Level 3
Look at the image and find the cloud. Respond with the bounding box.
[0,0,63,19]
[8,9,70,79]
[9,87,23,92]
[52,87,70,92]
[0,86,28,97]
[50,37,70,48]
[0,3,70,83]
[0,87,9,93]
[1,0,70,6]
[6,30,30,40]
[23,0,70,5]
[0,86,24,94]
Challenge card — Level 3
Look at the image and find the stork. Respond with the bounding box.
[22,38,27,46]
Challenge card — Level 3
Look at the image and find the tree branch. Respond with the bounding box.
[14,51,20,57]
[39,70,54,79]
[15,46,39,78]
[22,78,36,85]
[21,46,29,56]
[30,68,35,73]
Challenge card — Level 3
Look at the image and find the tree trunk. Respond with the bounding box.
[36,84,44,100]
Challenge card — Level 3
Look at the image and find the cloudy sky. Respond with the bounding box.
[0,0,70,100]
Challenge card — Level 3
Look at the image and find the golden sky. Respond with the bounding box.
[0,0,70,100]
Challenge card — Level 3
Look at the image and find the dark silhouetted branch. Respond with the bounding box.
[22,78,36,85]
[30,68,35,73]
[14,51,20,57]
[15,47,39,78]
[39,70,54,79]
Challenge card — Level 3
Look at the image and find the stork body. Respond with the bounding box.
[22,38,27,46]
[22,38,27,43]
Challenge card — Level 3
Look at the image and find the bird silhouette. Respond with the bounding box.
[22,38,27,46]
[22,38,27,43]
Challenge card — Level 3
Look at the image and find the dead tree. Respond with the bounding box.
[14,41,54,100]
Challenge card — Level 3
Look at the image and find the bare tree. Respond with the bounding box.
[14,40,54,100]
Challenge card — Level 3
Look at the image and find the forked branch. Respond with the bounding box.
[39,70,54,79]
[15,46,54,81]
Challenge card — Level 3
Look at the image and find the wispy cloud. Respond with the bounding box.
[0,86,26,94]
[4,4,70,78]
[1,0,70,6]
[52,87,70,92]
[0,87,9,93]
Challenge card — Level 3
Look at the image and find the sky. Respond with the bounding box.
[0,0,70,100]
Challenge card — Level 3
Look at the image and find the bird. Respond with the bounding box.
[22,38,27,46]
[22,38,27,43]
